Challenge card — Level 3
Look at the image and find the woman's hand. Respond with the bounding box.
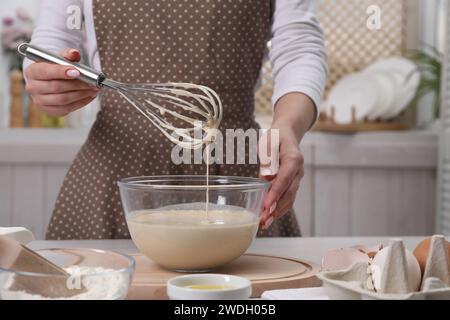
[259,128,304,229]
[24,48,99,117]
[259,92,316,229]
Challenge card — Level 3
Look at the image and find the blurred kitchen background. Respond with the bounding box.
[0,0,449,239]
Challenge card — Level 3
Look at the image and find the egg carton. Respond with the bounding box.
[317,235,450,300]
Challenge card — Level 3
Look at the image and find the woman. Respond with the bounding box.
[24,0,327,239]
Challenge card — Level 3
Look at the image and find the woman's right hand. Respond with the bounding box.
[24,48,99,117]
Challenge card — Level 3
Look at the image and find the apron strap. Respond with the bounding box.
[270,0,276,21]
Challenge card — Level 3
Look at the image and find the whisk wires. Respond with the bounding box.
[102,80,223,149]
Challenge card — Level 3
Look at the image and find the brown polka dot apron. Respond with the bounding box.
[46,0,300,239]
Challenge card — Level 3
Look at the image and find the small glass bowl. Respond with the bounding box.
[0,248,135,300]
[167,274,252,300]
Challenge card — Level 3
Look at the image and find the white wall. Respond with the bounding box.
[0,0,39,129]
[416,0,447,127]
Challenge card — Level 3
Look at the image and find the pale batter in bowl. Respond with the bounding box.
[127,209,259,271]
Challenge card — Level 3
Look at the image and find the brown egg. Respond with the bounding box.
[413,237,450,274]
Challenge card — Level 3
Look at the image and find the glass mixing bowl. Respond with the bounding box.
[0,248,135,300]
[118,175,269,272]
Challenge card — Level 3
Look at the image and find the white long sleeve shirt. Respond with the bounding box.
[26,0,327,112]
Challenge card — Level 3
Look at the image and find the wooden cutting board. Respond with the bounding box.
[126,253,321,300]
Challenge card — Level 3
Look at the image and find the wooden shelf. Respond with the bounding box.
[314,121,409,133]
[314,109,409,133]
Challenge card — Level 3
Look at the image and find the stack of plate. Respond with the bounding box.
[325,57,421,124]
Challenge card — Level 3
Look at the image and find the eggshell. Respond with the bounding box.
[322,248,370,271]
[352,244,383,259]
[413,237,450,274]
[371,246,422,292]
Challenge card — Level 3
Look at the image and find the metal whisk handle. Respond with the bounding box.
[18,43,106,88]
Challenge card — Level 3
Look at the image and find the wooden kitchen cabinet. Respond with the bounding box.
[0,128,438,239]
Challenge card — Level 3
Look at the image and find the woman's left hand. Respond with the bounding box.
[257,92,316,230]
[259,127,304,230]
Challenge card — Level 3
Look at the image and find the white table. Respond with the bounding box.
[29,237,424,264]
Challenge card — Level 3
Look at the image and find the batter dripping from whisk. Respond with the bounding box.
[118,82,221,219]
[115,82,222,218]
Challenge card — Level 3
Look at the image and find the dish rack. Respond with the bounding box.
[313,106,409,133]
[254,0,409,128]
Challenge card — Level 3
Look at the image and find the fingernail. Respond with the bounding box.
[69,49,78,55]
[269,202,277,214]
[270,162,279,175]
[66,69,80,78]
[264,216,274,230]
[260,167,273,176]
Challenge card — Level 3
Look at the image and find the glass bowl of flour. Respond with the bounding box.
[0,248,135,300]
[118,175,269,272]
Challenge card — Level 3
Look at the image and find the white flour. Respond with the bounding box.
[1,266,129,300]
